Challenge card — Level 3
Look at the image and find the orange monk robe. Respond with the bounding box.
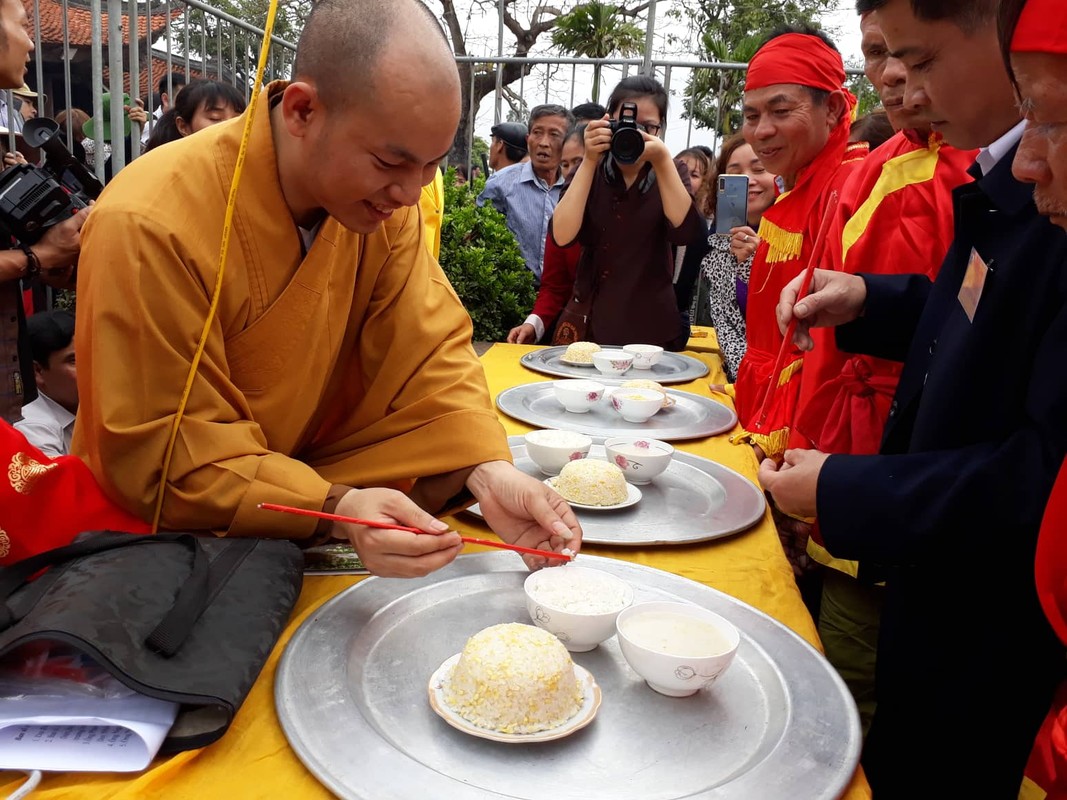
[73,82,511,540]
[419,168,445,260]
[732,137,868,459]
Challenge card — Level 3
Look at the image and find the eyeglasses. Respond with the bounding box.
[638,122,662,136]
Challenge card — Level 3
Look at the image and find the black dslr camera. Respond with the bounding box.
[608,101,645,165]
[0,117,103,244]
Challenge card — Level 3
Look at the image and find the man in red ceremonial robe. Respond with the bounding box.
[1006,0,1067,795]
[788,9,977,735]
[731,25,867,462]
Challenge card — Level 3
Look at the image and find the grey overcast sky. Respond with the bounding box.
[456,0,864,156]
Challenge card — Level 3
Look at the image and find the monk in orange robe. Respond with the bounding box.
[73,0,580,578]
[731,28,868,461]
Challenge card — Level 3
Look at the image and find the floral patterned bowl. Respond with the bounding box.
[604,437,674,484]
[616,601,741,697]
[524,566,634,652]
[591,349,635,376]
[524,429,594,476]
[553,379,606,414]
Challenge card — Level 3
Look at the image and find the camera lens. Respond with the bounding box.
[611,127,644,165]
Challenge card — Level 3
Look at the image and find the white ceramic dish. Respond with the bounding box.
[544,477,642,510]
[427,653,601,743]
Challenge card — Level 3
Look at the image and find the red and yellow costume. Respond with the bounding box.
[1012,2,1067,796]
[795,129,976,571]
[732,34,866,459]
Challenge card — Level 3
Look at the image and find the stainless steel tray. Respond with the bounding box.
[465,436,765,545]
[521,346,710,384]
[276,553,862,800]
[497,381,737,441]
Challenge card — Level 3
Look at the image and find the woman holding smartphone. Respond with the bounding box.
[696,133,777,380]
[550,76,704,350]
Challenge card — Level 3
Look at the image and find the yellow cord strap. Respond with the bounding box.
[150,0,281,533]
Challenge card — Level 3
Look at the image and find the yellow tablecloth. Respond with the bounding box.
[0,344,869,800]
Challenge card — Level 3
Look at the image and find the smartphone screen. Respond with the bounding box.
[715,174,749,234]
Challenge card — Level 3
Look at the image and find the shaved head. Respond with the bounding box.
[293,0,456,109]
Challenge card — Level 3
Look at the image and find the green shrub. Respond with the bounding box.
[439,167,536,342]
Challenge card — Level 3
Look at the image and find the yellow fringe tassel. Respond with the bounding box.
[731,426,792,462]
[777,357,803,389]
[756,217,804,264]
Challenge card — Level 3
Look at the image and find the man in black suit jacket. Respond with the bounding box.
[760,0,1067,796]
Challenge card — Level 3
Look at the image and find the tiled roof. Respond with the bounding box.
[103,55,204,95]
[28,0,183,47]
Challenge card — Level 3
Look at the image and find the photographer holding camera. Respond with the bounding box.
[0,0,89,424]
[551,75,703,350]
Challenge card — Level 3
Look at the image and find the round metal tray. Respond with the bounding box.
[496,382,737,441]
[465,437,765,545]
[521,346,710,384]
[276,553,862,800]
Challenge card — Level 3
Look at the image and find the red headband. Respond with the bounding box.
[1012,0,1067,54]
[746,33,846,93]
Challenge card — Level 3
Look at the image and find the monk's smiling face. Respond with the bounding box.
[276,22,459,233]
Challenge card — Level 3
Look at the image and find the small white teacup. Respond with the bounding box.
[525,430,594,476]
[623,344,665,370]
[610,387,664,423]
[553,379,606,414]
[592,349,635,376]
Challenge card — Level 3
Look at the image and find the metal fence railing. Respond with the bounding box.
[11,0,863,183]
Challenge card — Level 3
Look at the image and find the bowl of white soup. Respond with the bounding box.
[616,601,740,696]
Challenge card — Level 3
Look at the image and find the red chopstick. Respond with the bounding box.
[257,502,573,561]
[752,190,840,433]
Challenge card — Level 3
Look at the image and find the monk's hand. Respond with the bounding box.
[332,487,463,578]
[507,323,537,344]
[777,269,867,351]
[467,460,582,570]
[757,449,829,519]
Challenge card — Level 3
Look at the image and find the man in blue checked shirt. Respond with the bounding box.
[477,104,574,284]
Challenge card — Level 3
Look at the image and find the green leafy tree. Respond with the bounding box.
[439,169,536,342]
[551,2,645,104]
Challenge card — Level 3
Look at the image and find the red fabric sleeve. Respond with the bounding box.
[531,234,580,326]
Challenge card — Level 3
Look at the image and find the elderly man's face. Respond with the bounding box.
[741,84,839,187]
[527,114,568,177]
[861,13,918,132]
[1012,51,1067,232]
[874,0,1017,150]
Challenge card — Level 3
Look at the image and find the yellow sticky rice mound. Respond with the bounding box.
[563,341,601,363]
[553,459,628,506]
[621,379,671,407]
[444,623,583,734]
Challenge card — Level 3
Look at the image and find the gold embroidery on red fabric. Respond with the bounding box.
[8,452,57,494]
[0,529,9,558]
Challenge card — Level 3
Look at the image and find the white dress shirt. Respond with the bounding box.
[14,391,75,457]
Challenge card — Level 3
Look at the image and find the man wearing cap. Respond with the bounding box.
[730,25,868,464]
[760,0,1067,794]
[477,104,573,283]
[11,83,36,130]
[1001,0,1067,796]
[487,120,527,172]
